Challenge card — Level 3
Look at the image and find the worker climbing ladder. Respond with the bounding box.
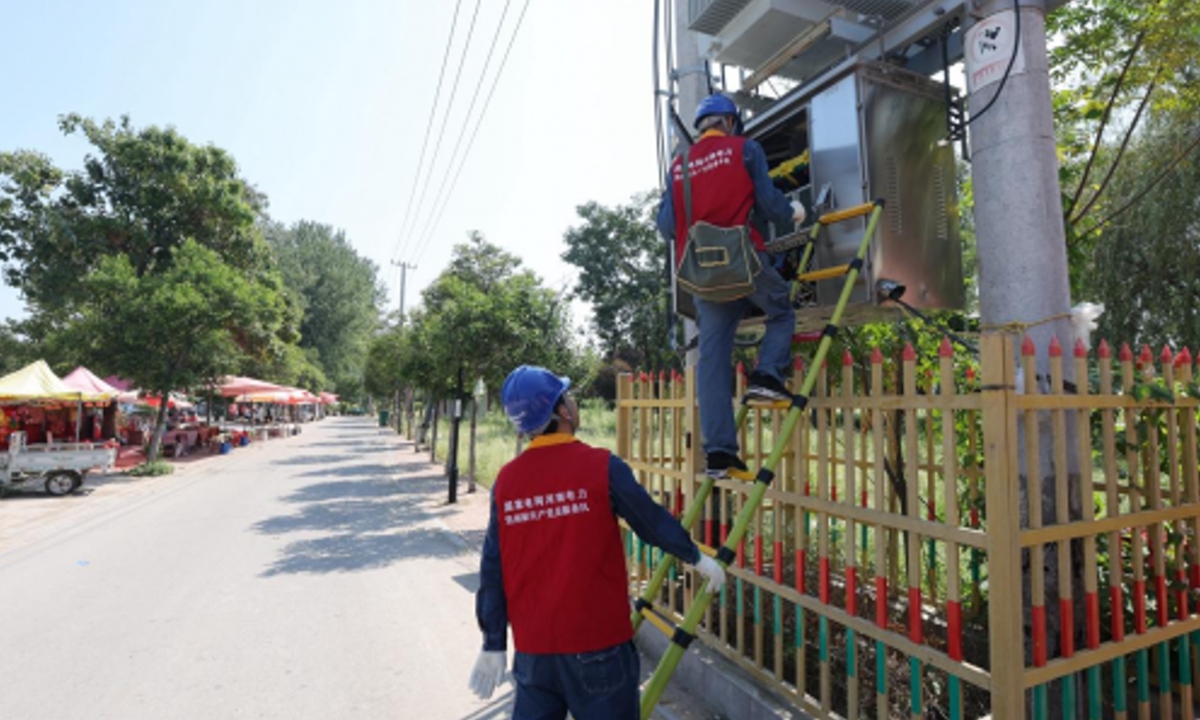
[633,199,886,719]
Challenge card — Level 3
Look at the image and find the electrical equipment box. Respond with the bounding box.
[673,61,964,330]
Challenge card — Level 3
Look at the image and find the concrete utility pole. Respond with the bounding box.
[673,0,708,373]
[391,261,417,320]
[966,1,1080,709]
[967,0,1072,353]
[672,0,707,137]
[672,0,718,531]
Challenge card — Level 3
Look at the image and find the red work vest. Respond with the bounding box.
[494,437,632,654]
[669,132,763,265]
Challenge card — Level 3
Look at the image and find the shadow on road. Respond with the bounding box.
[305,440,391,451]
[253,455,465,576]
[297,462,394,479]
[273,454,353,466]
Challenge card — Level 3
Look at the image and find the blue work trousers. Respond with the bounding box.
[695,253,795,456]
[511,641,639,720]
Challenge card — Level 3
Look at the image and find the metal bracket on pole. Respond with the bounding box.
[670,63,709,81]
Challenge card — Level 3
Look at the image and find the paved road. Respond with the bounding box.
[0,417,509,720]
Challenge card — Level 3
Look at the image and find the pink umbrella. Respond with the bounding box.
[62,367,121,398]
[216,376,289,397]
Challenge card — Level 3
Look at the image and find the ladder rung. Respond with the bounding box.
[638,605,676,638]
[695,542,717,557]
[727,468,756,482]
[744,398,792,410]
[818,201,877,225]
[798,264,850,282]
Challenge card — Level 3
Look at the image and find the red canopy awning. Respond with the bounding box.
[216,376,288,397]
[62,367,120,399]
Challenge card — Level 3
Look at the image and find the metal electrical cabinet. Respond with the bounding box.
[674,61,964,330]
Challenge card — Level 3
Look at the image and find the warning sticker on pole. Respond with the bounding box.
[964,9,1026,94]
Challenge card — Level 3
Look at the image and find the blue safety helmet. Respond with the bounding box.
[694,94,742,133]
[501,365,571,435]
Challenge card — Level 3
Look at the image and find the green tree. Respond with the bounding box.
[263,220,382,400]
[1045,2,1200,334]
[1050,0,1200,245]
[0,114,269,312]
[561,193,677,371]
[80,240,289,460]
[0,114,302,382]
[0,324,36,376]
[1082,121,1200,346]
[364,318,408,404]
[414,233,580,398]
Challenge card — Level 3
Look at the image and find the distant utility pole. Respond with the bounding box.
[391,261,417,320]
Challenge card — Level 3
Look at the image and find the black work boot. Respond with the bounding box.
[745,371,791,402]
[705,451,748,479]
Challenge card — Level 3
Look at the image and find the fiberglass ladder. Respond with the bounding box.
[635,199,886,719]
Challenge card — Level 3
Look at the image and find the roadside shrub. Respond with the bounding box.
[129,460,175,477]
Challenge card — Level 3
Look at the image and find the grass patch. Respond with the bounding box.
[128,460,175,477]
[429,399,618,489]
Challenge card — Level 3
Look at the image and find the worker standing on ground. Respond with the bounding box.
[656,93,806,478]
[469,365,726,718]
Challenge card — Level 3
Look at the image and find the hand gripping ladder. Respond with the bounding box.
[634,199,885,719]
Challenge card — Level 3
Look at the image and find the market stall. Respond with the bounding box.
[0,361,111,446]
[61,367,121,441]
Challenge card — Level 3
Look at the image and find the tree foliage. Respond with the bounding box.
[410,233,580,396]
[1046,1,1200,338]
[80,240,289,459]
[561,192,677,371]
[263,220,383,399]
[0,114,269,313]
[365,234,586,406]
[1079,121,1200,346]
[0,114,298,382]
[1050,0,1200,241]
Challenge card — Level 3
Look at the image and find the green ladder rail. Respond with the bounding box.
[634,199,885,720]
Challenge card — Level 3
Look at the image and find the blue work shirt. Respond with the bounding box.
[655,130,796,243]
[476,453,700,652]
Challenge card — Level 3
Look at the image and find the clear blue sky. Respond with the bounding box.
[0,0,663,326]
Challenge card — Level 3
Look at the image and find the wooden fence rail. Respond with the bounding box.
[618,332,1200,719]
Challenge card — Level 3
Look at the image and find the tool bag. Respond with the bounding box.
[675,146,761,303]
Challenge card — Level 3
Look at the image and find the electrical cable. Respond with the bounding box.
[400,0,485,264]
[652,0,667,187]
[409,0,533,266]
[961,0,1021,130]
[408,0,514,255]
[389,0,464,263]
[652,0,678,352]
[884,297,979,355]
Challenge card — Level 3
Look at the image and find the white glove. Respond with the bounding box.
[692,554,726,594]
[790,200,807,225]
[468,650,507,700]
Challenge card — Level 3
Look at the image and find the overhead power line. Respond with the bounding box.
[398,0,485,263]
[408,0,515,257]
[391,0,465,263]
[410,0,534,266]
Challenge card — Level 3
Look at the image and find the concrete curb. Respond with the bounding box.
[635,623,810,720]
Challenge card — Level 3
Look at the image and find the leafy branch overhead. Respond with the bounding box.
[367,233,583,402]
[561,192,677,372]
[1050,0,1200,238]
